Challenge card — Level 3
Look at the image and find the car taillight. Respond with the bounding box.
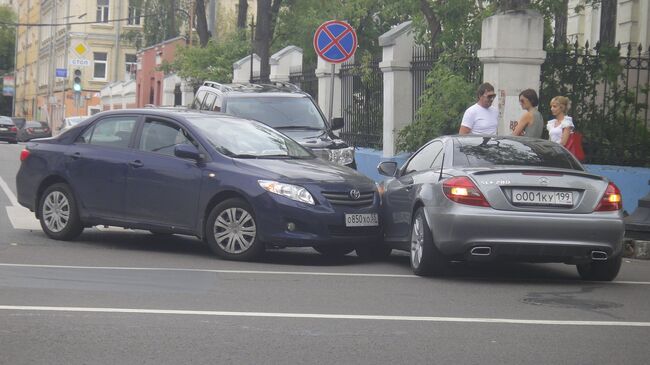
[595,182,622,211]
[20,149,30,161]
[27,128,33,133]
[442,176,490,207]
[10,126,17,132]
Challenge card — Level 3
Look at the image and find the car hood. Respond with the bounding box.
[280,129,348,149]
[233,157,373,186]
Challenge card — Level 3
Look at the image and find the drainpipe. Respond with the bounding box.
[114,0,122,82]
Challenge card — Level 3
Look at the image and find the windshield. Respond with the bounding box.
[186,116,315,159]
[453,137,582,170]
[225,96,326,129]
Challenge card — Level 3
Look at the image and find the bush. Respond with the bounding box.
[396,63,475,152]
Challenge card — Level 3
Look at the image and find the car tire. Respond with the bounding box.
[410,207,447,276]
[576,253,622,281]
[38,183,84,240]
[313,245,355,257]
[355,244,392,260]
[205,198,264,261]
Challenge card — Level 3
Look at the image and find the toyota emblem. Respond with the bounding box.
[538,177,549,186]
[349,189,361,200]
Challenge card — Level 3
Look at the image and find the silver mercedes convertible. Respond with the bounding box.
[378,135,624,281]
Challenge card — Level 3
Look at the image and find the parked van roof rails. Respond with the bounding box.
[202,81,233,92]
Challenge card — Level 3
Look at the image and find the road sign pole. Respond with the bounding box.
[328,63,335,122]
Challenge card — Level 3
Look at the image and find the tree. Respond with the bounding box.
[237,0,249,29]
[195,0,210,47]
[0,5,15,72]
[254,0,283,83]
[599,0,616,47]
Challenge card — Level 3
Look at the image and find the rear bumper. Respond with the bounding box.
[425,205,625,262]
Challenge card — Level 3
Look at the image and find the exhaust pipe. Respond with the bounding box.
[470,246,492,256]
[591,251,608,261]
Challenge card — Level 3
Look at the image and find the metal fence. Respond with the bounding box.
[540,42,650,166]
[411,45,482,120]
[289,65,318,100]
[340,59,384,148]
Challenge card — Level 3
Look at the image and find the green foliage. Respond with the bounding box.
[142,0,183,47]
[540,44,650,166]
[396,63,475,152]
[0,5,16,72]
[169,31,250,87]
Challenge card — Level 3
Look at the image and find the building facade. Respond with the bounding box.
[29,0,141,128]
[135,36,186,108]
[568,0,650,51]
[14,0,40,120]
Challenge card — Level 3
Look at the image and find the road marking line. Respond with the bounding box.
[0,263,416,278]
[1,305,649,327]
[0,176,19,206]
[1,263,650,285]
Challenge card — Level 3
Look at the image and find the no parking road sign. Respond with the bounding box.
[313,20,358,64]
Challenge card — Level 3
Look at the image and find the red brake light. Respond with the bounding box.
[443,176,490,207]
[595,182,622,211]
[10,126,17,132]
[20,149,30,161]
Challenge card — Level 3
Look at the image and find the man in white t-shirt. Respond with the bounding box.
[459,82,498,135]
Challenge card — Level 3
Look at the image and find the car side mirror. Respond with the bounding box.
[174,144,202,161]
[377,161,398,177]
[331,117,344,130]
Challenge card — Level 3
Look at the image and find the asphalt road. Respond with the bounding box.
[1,141,650,365]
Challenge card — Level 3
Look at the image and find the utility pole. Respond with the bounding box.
[61,0,70,123]
[47,0,59,128]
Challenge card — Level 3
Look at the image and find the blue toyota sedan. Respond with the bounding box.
[16,109,382,260]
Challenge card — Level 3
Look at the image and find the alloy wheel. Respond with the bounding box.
[213,207,257,254]
[411,214,424,269]
[42,191,70,233]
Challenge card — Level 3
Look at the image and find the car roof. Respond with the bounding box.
[199,81,306,96]
[92,108,249,123]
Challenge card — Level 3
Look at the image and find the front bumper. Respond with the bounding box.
[426,204,625,263]
[252,192,381,248]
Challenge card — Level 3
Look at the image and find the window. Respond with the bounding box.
[96,0,109,23]
[192,90,206,109]
[93,52,107,79]
[139,120,196,157]
[125,54,137,79]
[127,1,141,25]
[403,141,443,175]
[201,92,217,111]
[78,117,137,149]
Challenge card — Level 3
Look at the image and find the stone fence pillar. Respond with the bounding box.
[270,46,303,82]
[379,21,414,157]
[232,54,261,83]
[315,56,343,120]
[477,10,546,135]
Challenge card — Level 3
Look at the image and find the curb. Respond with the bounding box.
[624,239,650,260]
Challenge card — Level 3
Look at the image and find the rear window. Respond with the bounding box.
[26,121,42,128]
[453,137,582,170]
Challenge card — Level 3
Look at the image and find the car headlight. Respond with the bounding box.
[258,180,315,205]
[329,147,354,166]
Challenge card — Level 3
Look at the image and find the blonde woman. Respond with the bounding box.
[512,89,543,138]
[547,96,574,146]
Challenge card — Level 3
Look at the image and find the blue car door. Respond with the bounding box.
[65,116,139,219]
[124,118,202,229]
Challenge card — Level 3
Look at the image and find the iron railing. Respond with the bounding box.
[540,41,650,166]
[340,59,384,148]
[289,65,318,100]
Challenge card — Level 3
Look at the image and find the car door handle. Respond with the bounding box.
[129,160,144,168]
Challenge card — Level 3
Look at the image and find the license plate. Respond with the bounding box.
[0,127,7,131]
[512,189,573,206]
[345,213,379,227]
